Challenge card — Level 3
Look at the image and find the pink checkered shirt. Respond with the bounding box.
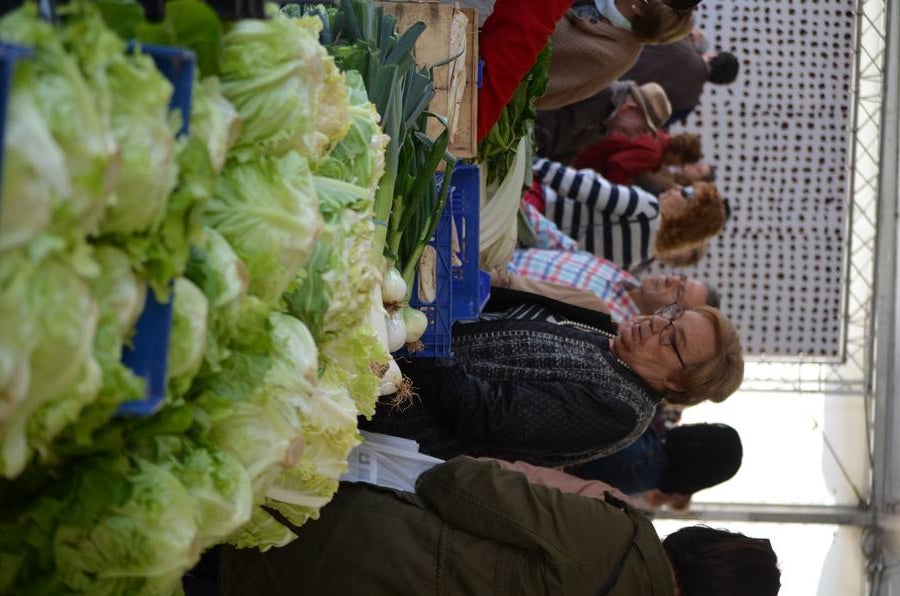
[510,248,641,323]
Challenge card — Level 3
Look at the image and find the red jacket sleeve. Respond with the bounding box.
[477,0,572,142]
[572,134,665,185]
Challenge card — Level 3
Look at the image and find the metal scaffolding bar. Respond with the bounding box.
[655,502,873,526]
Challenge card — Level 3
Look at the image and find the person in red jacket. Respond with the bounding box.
[477,0,572,141]
[574,132,704,185]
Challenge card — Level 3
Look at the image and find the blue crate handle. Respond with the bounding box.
[118,44,195,417]
[119,288,175,416]
[447,164,486,322]
[126,42,196,136]
[0,43,33,232]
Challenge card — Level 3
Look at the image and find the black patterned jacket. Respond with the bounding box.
[363,316,660,468]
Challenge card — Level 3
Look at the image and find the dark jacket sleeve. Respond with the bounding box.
[400,358,636,454]
[415,457,639,574]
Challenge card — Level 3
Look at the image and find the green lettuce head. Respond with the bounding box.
[206,151,322,305]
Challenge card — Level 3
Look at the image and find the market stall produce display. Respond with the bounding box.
[0,0,494,591]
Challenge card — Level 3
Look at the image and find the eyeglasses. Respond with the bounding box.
[656,302,686,369]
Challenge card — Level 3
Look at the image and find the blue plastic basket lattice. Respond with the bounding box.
[118,44,195,417]
[447,164,490,322]
[403,185,454,358]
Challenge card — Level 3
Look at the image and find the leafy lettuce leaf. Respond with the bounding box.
[220,12,338,161]
[206,151,322,305]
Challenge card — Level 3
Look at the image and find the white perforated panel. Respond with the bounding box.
[657,0,855,358]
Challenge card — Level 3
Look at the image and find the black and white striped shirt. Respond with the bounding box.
[533,158,661,271]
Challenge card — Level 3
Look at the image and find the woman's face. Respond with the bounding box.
[679,162,713,183]
[658,186,691,219]
[634,274,709,313]
[611,310,717,392]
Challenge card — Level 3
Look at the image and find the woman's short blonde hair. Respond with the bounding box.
[633,0,695,44]
[664,305,744,406]
[655,181,727,254]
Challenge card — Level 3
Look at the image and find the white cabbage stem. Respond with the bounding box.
[379,358,403,396]
[368,285,390,352]
[401,306,428,343]
[382,266,407,305]
[385,310,408,353]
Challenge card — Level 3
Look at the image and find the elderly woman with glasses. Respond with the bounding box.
[362,297,743,468]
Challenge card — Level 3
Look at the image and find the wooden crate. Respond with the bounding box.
[378,1,478,158]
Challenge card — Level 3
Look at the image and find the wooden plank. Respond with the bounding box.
[450,7,478,158]
[378,1,477,158]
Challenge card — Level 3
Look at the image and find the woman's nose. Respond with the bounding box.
[646,315,669,332]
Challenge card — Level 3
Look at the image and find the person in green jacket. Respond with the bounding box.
[216,457,780,596]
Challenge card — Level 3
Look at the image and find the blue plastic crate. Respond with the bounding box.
[447,164,490,322]
[0,42,33,229]
[401,188,454,358]
[119,289,175,416]
[127,42,195,136]
[118,44,195,417]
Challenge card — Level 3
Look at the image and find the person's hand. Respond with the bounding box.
[602,486,642,509]
[489,267,514,288]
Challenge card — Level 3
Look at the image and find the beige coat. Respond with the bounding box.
[537,10,643,110]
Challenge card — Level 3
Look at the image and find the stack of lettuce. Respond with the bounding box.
[0,2,389,592]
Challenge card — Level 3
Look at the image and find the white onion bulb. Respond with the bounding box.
[386,310,408,353]
[382,267,407,305]
[379,358,403,395]
[401,306,428,343]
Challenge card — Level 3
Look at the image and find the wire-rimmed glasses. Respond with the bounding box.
[656,302,686,369]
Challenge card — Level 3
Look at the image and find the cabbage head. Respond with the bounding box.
[313,69,387,194]
[101,49,178,236]
[220,12,333,161]
[0,4,118,236]
[167,277,209,398]
[0,244,99,478]
[52,455,201,595]
[0,66,71,253]
[145,437,252,547]
[0,453,202,595]
[193,309,315,498]
[206,151,322,305]
[191,76,242,173]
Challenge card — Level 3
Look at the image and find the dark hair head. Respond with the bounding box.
[663,526,781,596]
[709,52,740,84]
[705,285,721,309]
[660,423,742,494]
[664,0,701,10]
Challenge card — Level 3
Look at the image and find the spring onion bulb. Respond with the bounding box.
[382,266,407,305]
[401,306,428,343]
[379,358,403,396]
[386,310,408,352]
